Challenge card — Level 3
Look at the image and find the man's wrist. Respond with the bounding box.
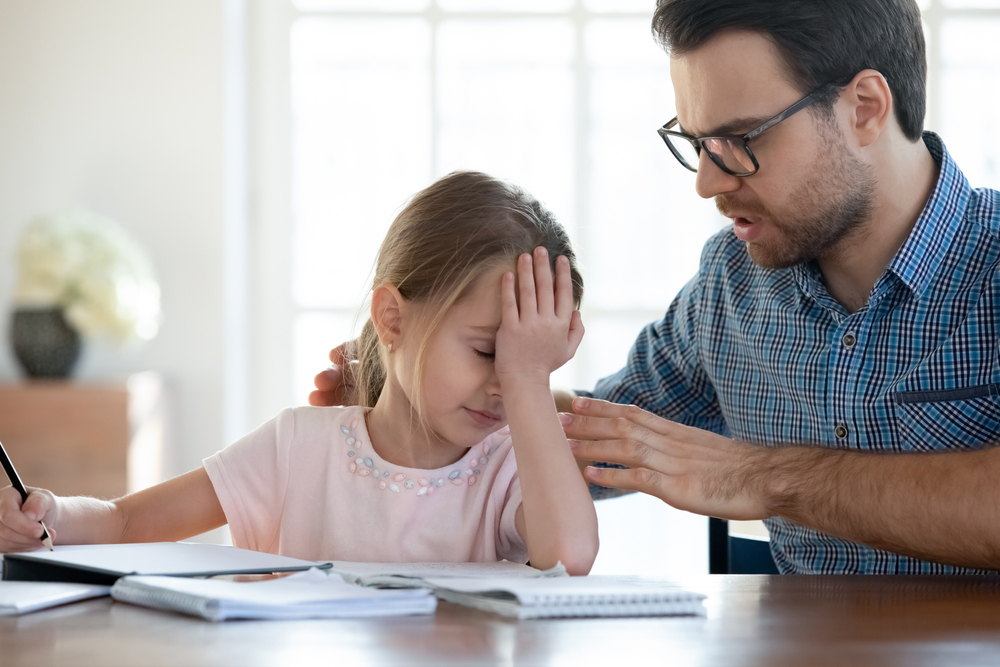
[754,445,841,520]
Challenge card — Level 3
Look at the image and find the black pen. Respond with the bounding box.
[0,439,54,551]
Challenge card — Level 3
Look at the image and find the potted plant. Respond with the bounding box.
[10,210,161,378]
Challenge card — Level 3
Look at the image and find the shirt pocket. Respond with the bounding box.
[893,384,1000,451]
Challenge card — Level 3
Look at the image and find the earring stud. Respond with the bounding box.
[387,342,394,353]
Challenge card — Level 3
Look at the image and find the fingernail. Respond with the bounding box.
[558,413,573,426]
[25,512,36,521]
[575,397,590,409]
[568,439,579,449]
[537,247,548,257]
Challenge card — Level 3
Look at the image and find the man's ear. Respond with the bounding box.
[371,284,405,347]
[842,69,892,148]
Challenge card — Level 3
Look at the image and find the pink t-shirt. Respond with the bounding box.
[203,405,526,564]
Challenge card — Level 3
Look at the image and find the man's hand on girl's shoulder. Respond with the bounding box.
[309,342,359,406]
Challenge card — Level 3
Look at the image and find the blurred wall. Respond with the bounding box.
[0,0,231,477]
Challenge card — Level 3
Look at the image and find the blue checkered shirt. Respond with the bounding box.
[589,133,1000,574]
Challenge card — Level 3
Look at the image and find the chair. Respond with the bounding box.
[708,517,780,574]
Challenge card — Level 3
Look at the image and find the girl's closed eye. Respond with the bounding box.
[473,348,495,360]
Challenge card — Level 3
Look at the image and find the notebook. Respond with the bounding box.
[327,560,567,588]
[110,568,436,621]
[0,580,111,616]
[422,575,707,619]
[2,542,331,585]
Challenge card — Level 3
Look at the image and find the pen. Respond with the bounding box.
[0,439,54,551]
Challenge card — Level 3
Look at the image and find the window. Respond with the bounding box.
[255,0,1000,576]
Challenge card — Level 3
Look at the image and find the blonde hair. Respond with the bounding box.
[356,171,583,424]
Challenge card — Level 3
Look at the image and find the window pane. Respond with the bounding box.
[584,0,659,12]
[584,19,722,312]
[942,0,1000,7]
[291,18,432,309]
[437,19,576,230]
[439,0,573,11]
[939,19,1000,190]
[295,0,429,10]
[582,313,663,386]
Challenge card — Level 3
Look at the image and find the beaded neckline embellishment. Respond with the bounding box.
[342,418,501,495]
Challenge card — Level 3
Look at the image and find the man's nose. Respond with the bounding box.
[694,152,742,199]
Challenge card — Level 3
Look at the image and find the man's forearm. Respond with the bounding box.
[759,445,1000,570]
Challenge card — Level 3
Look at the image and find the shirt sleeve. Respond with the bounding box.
[202,408,296,554]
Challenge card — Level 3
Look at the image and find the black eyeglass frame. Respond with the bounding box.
[657,84,838,177]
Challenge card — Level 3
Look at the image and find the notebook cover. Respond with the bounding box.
[2,543,331,585]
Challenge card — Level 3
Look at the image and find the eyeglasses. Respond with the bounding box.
[657,85,836,177]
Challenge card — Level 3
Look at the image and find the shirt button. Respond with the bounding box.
[835,425,849,439]
[842,333,857,347]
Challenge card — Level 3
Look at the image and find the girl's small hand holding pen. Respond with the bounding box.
[0,485,58,552]
[495,247,584,389]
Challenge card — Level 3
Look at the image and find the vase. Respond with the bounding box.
[10,307,82,378]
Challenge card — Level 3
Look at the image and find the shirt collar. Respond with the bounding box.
[884,132,972,299]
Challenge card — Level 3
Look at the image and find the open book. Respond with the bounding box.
[109,568,436,621]
[423,575,707,619]
[327,560,567,588]
[326,562,705,619]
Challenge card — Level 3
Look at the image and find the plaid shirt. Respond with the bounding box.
[590,133,1000,574]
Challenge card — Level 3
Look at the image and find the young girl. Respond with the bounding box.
[0,171,599,575]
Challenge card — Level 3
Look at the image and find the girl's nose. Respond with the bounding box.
[486,370,502,395]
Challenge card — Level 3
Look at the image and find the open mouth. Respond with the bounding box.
[732,216,763,242]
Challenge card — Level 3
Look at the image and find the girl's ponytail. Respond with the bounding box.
[356,318,385,408]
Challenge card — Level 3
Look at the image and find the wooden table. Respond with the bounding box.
[4,575,1000,666]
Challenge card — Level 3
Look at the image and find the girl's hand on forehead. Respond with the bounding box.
[494,246,584,388]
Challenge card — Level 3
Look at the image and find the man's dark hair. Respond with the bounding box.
[651,0,926,141]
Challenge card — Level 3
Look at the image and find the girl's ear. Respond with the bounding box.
[371,284,405,347]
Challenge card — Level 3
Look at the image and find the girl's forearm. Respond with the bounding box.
[505,381,599,575]
[49,495,125,545]
[51,468,226,546]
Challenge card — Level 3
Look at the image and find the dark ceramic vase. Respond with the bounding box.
[10,307,82,378]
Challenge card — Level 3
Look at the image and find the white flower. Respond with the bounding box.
[13,210,162,345]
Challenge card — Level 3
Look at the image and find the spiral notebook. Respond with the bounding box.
[423,575,707,619]
[110,568,436,621]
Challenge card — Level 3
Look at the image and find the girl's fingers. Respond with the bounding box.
[533,247,554,315]
[500,270,519,323]
[554,255,574,319]
[517,253,537,316]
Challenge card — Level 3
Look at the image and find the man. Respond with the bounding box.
[314,0,1000,574]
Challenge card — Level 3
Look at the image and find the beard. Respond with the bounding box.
[716,128,876,270]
